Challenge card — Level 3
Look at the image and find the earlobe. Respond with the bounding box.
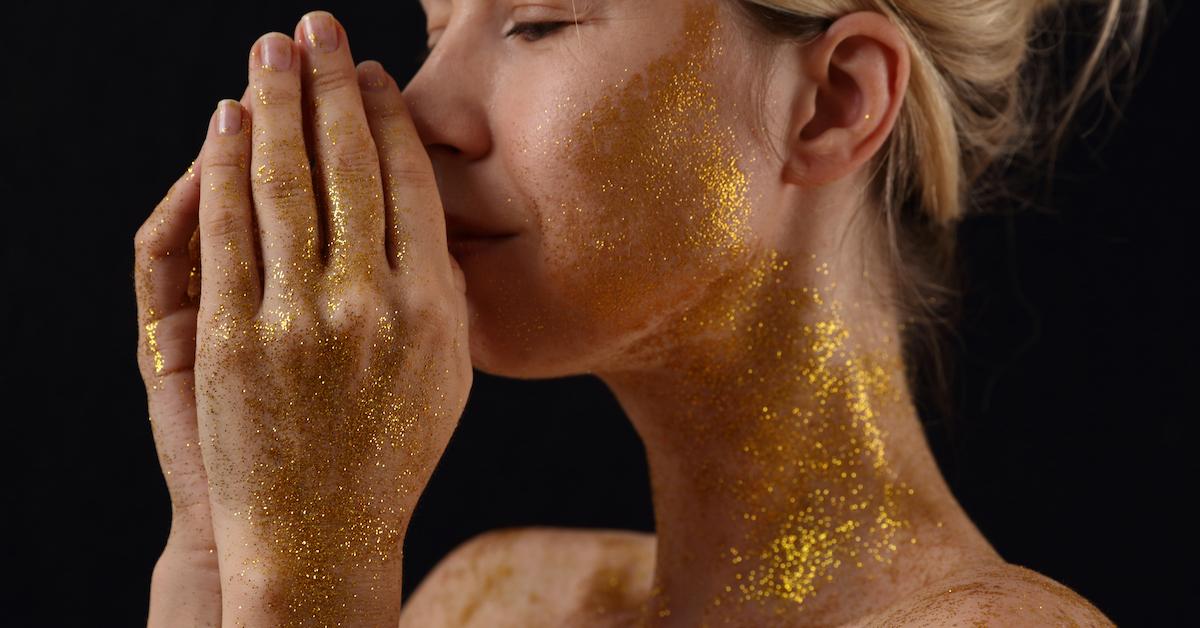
[782,11,909,189]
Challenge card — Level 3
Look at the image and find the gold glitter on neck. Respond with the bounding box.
[622,247,922,624]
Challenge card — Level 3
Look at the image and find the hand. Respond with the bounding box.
[135,85,256,628]
[192,11,471,625]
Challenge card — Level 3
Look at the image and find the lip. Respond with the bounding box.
[444,211,519,240]
[447,233,518,259]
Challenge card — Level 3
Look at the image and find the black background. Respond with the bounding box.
[3,1,1194,625]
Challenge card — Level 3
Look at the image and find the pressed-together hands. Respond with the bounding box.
[134,11,471,627]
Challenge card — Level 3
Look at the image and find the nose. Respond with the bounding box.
[400,47,492,163]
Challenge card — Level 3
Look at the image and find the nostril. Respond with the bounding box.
[429,144,462,157]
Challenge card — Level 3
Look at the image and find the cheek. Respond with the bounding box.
[523,3,762,347]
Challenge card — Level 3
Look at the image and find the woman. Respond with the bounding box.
[134,0,1147,626]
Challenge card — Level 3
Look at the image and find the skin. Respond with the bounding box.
[138,10,471,625]
[135,1,1115,626]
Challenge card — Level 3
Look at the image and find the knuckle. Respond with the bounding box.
[204,144,248,172]
[371,102,415,133]
[325,134,379,175]
[135,204,171,260]
[373,134,434,188]
[254,166,311,205]
[133,225,157,263]
[199,206,245,241]
[383,154,436,189]
[260,311,318,354]
[253,83,301,109]
[322,283,379,334]
[403,291,456,339]
[322,306,361,338]
[309,63,360,97]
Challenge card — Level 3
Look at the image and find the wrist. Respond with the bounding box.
[163,500,217,553]
[220,556,404,626]
[149,546,221,628]
[212,504,407,627]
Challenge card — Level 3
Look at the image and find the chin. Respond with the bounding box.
[461,297,609,381]
[451,228,728,381]
[457,273,663,381]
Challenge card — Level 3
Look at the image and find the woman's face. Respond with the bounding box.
[404,0,786,378]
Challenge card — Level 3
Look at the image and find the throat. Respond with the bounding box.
[599,250,972,626]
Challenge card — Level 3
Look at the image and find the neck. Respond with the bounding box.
[597,246,996,626]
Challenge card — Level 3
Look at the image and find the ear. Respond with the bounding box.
[782,11,910,188]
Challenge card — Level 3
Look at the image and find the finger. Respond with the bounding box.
[198,99,261,319]
[147,366,213,529]
[135,158,200,316]
[134,161,213,537]
[356,61,452,281]
[294,11,387,281]
[135,156,202,383]
[248,32,321,303]
[179,85,254,307]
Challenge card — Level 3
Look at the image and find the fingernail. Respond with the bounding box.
[218,100,242,135]
[358,62,388,91]
[260,34,292,71]
[302,13,338,52]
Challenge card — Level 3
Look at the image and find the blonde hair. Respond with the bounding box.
[726,0,1152,419]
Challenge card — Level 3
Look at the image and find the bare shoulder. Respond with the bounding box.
[855,559,1114,628]
[398,526,657,628]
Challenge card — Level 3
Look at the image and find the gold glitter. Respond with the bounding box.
[314,107,384,303]
[198,298,438,622]
[616,246,921,624]
[510,3,928,624]
[135,164,202,392]
[192,43,463,626]
[503,0,757,354]
[144,315,165,375]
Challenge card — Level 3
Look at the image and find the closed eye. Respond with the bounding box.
[418,20,578,64]
[505,21,576,42]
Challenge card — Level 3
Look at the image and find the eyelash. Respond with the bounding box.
[505,20,575,42]
[420,20,576,63]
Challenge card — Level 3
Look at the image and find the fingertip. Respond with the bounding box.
[215,99,246,136]
[201,99,252,171]
[356,60,393,94]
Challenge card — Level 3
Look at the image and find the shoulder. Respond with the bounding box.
[856,559,1114,628]
[398,526,657,628]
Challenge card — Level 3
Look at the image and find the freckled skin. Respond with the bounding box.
[137,12,474,625]
[414,2,955,625]
[136,1,1113,626]
[398,0,1114,626]
[511,2,756,373]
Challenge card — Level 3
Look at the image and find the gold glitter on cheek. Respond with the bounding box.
[493,3,931,623]
[526,1,757,350]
